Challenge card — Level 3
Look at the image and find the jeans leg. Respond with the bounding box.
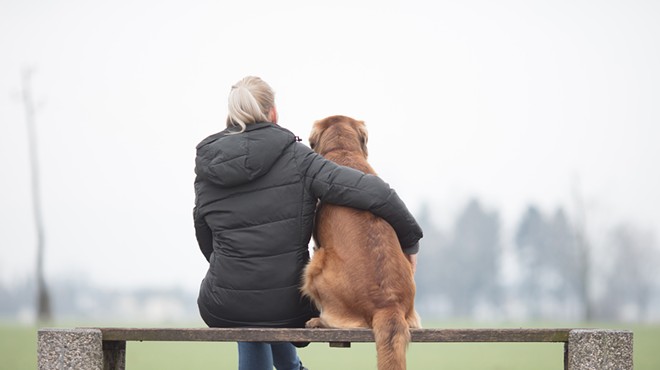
[271,342,302,370]
[238,342,273,370]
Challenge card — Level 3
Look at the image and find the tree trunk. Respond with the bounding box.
[21,68,52,323]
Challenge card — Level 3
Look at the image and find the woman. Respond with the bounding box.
[193,76,422,370]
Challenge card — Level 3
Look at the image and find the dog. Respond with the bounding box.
[301,115,421,370]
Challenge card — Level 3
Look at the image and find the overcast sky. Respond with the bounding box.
[1,0,659,291]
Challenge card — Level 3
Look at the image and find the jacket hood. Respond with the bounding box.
[195,122,297,187]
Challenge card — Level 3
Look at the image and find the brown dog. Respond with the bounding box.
[301,115,421,370]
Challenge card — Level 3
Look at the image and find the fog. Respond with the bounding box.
[1,1,659,321]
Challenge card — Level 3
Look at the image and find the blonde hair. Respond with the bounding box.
[226,76,275,133]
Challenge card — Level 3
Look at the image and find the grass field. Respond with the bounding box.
[2,322,659,369]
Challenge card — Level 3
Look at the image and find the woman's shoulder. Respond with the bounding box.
[195,128,233,150]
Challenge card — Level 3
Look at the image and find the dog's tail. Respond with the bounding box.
[372,307,410,370]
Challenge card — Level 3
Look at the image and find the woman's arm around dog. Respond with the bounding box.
[296,144,423,251]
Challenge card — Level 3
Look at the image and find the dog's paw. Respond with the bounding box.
[305,318,325,328]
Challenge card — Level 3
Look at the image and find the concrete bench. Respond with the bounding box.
[37,327,633,369]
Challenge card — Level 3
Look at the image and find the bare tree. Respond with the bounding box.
[20,67,52,323]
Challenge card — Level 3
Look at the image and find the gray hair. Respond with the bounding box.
[226,76,275,133]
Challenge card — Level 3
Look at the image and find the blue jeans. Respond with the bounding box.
[237,342,302,370]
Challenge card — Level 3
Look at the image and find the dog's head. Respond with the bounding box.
[309,115,368,158]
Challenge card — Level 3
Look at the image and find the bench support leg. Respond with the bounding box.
[564,329,633,370]
[38,328,104,370]
[103,340,126,370]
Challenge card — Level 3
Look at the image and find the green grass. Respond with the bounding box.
[0,325,36,370]
[2,322,659,369]
[125,340,563,369]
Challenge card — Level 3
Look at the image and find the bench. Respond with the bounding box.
[37,327,633,369]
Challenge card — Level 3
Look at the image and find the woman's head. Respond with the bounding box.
[226,76,276,133]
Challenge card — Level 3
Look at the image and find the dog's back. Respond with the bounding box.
[302,116,420,370]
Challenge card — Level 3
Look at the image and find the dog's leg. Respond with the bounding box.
[407,310,422,329]
[305,317,329,328]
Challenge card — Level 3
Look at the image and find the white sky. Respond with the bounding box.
[1,0,659,291]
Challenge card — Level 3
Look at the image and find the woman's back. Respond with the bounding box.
[195,122,318,328]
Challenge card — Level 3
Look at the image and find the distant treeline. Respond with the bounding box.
[415,198,660,322]
[0,278,199,324]
[2,197,659,324]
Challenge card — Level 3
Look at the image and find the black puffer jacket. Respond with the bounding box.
[194,122,422,328]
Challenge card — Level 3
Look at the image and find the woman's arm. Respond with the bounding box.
[297,144,423,250]
[193,205,213,262]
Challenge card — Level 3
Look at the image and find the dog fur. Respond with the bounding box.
[301,115,421,370]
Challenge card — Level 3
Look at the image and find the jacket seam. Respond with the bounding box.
[214,214,299,234]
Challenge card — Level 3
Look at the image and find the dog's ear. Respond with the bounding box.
[309,121,321,152]
[356,120,368,158]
